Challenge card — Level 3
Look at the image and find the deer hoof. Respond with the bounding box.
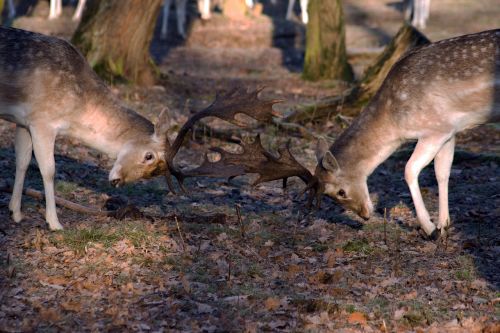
[10,210,23,223]
[419,227,439,241]
[48,222,64,231]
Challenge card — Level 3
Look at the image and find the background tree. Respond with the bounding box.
[288,24,429,122]
[0,0,4,24]
[303,0,353,82]
[72,0,163,85]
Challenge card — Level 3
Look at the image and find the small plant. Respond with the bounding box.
[55,181,79,195]
[343,238,373,255]
[454,255,476,281]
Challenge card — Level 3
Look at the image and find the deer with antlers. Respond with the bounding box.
[0,26,281,230]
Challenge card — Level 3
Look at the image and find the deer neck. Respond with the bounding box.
[330,102,402,178]
[66,97,155,158]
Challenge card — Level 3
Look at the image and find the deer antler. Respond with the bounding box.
[163,87,281,193]
[187,135,323,208]
[164,87,322,207]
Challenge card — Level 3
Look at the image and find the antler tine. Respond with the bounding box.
[164,88,281,193]
[184,134,323,207]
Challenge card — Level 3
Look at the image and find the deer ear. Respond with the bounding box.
[154,108,171,139]
[321,151,340,172]
[315,137,330,162]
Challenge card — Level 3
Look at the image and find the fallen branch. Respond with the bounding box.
[0,184,145,219]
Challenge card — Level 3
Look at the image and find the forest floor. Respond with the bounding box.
[1,0,499,332]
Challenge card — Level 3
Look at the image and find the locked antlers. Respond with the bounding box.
[164,87,322,207]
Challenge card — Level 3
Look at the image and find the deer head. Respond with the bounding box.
[314,138,373,220]
[109,109,170,187]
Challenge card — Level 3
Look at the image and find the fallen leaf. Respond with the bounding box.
[403,290,418,300]
[347,311,367,325]
[264,297,280,311]
[39,308,61,322]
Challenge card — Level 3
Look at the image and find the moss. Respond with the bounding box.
[343,238,373,255]
[303,0,353,82]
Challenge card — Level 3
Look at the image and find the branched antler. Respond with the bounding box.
[164,87,323,207]
[163,87,281,193]
[187,135,323,208]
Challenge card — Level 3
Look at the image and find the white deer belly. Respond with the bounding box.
[0,103,30,127]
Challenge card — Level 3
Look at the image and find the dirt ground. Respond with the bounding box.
[0,0,499,332]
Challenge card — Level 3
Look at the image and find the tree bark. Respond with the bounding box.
[288,24,430,123]
[0,0,4,24]
[302,0,353,82]
[72,0,162,85]
[355,23,430,105]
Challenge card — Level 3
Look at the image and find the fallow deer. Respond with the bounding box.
[0,26,279,230]
[312,29,499,238]
[161,0,255,39]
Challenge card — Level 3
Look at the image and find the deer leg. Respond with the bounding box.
[299,0,308,24]
[161,0,172,40]
[286,0,296,21]
[9,127,33,223]
[405,136,449,236]
[49,0,58,19]
[434,136,455,233]
[7,0,16,18]
[56,0,62,16]
[72,0,86,21]
[30,126,63,230]
[175,0,187,38]
[198,0,210,20]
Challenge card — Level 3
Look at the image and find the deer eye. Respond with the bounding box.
[337,189,347,198]
[144,152,154,161]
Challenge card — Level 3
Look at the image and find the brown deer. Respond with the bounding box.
[312,29,499,238]
[0,26,279,230]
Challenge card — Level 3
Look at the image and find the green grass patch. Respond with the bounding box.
[454,255,476,281]
[51,222,158,254]
[342,238,373,255]
[55,181,79,195]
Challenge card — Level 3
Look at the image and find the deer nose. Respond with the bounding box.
[358,207,371,221]
[110,178,121,187]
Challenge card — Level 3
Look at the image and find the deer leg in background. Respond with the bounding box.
[299,0,308,24]
[175,0,188,38]
[72,0,86,21]
[433,136,455,233]
[49,0,61,19]
[30,125,63,230]
[198,0,210,20]
[7,0,16,18]
[405,135,450,236]
[9,127,33,223]
[161,0,173,40]
[286,0,295,20]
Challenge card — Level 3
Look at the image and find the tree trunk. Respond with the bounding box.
[72,0,162,85]
[302,0,353,82]
[0,0,4,24]
[288,24,430,123]
[355,24,430,105]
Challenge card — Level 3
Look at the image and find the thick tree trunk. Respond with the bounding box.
[356,24,430,105]
[0,0,4,24]
[302,0,353,82]
[72,0,162,85]
[288,24,430,123]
